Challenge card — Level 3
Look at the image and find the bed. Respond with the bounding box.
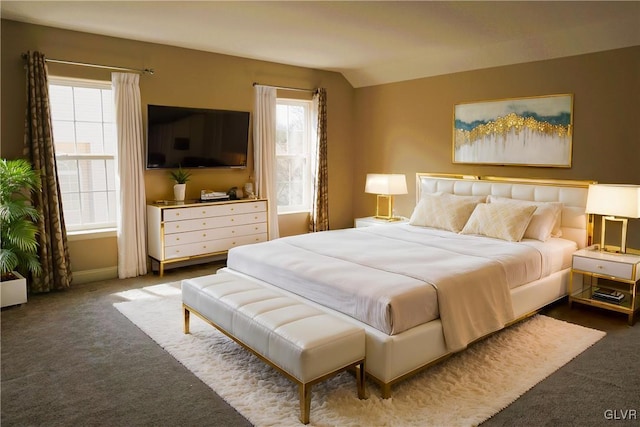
[222,173,593,397]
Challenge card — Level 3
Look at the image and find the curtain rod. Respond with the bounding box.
[253,82,316,93]
[21,53,154,75]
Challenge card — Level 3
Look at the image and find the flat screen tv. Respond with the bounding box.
[146,104,250,169]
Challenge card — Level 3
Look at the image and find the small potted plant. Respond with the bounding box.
[169,165,191,201]
[0,158,42,307]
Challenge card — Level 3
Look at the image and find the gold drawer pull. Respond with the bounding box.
[202,233,206,237]
[597,265,604,270]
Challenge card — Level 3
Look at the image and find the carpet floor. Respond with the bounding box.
[114,281,605,427]
[2,264,639,426]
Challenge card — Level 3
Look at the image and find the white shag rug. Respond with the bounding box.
[113,282,605,427]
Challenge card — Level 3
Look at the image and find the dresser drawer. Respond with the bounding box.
[164,222,268,246]
[164,211,267,234]
[573,255,635,280]
[164,200,267,222]
[164,233,268,259]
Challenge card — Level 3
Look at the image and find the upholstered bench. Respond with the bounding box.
[181,273,366,424]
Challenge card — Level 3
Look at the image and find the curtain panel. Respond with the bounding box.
[22,51,73,293]
[309,88,329,232]
[253,85,280,239]
[112,73,148,278]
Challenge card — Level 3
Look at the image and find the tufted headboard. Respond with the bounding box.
[416,173,595,248]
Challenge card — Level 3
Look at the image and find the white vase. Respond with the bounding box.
[174,183,186,201]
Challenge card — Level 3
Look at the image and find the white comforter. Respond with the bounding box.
[227,224,553,351]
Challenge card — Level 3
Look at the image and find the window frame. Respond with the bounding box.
[48,76,118,233]
[275,98,315,214]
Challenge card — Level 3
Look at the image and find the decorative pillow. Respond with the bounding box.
[428,192,487,204]
[410,193,482,232]
[461,203,537,242]
[487,195,563,241]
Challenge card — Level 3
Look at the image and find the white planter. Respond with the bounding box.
[1,271,27,308]
[173,183,186,201]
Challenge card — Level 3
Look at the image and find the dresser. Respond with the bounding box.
[147,199,268,276]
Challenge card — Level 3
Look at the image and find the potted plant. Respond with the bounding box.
[0,158,42,307]
[169,165,191,201]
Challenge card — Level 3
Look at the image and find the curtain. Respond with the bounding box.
[253,85,280,239]
[23,51,72,293]
[112,73,148,278]
[309,88,329,232]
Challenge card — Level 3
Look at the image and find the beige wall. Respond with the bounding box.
[2,19,638,279]
[353,46,640,248]
[1,20,355,278]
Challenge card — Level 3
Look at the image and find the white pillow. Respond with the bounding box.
[487,195,563,241]
[461,203,537,242]
[410,193,482,232]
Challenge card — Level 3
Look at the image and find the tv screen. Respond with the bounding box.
[146,104,250,169]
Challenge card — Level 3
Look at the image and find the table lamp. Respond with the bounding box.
[365,174,408,221]
[585,184,640,253]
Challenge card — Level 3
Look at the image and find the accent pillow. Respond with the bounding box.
[410,193,482,232]
[461,203,537,242]
[487,195,563,241]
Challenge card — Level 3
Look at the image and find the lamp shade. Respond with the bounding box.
[585,184,640,218]
[365,174,408,195]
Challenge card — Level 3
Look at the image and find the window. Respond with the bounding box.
[275,99,315,214]
[49,78,117,231]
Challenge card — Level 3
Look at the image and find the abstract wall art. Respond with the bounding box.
[453,94,573,167]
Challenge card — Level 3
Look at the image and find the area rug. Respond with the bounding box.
[113,282,606,427]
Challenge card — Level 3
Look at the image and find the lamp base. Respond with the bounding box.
[375,194,395,221]
[599,216,628,254]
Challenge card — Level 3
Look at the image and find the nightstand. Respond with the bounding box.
[569,247,640,325]
[354,216,409,228]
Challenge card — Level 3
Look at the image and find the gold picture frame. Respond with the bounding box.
[453,94,573,167]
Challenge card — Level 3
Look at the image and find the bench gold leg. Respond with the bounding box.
[357,361,366,399]
[183,306,190,334]
[381,383,392,399]
[299,382,311,424]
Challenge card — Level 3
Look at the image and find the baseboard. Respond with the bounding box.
[72,266,118,285]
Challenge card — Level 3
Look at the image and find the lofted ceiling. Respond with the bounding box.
[2,1,638,88]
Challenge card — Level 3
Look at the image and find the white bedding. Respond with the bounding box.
[226,224,576,351]
[517,236,577,285]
